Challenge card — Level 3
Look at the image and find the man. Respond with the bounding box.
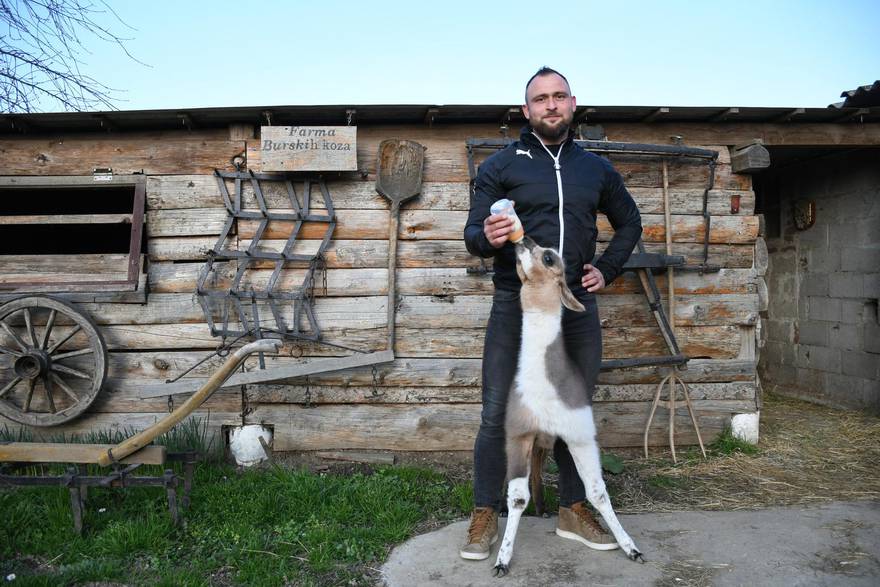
[461,67,642,560]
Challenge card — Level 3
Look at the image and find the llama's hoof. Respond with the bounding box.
[627,548,645,563]
[493,563,509,577]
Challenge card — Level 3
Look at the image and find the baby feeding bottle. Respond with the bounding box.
[490,199,525,243]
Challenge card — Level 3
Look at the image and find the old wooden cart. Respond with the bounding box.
[0,332,278,533]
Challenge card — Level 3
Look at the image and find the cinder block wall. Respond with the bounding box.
[760,150,880,413]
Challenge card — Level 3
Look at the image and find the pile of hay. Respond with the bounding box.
[608,392,880,512]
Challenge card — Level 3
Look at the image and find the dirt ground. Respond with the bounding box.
[607,391,880,513]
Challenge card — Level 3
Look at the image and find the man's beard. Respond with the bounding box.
[531,115,571,142]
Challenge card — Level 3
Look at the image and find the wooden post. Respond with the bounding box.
[183,457,194,509]
[164,469,180,526]
[69,486,84,535]
[662,161,675,332]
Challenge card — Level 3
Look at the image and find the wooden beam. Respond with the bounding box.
[0,213,134,225]
[424,108,439,127]
[754,236,769,276]
[0,270,148,303]
[833,107,870,123]
[220,381,755,407]
[731,142,771,174]
[176,113,195,131]
[87,380,757,415]
[0,174,144,188]
[93,115,117,132]
[0,136,244,175]
[136,350,396,397]
[574,107,597,124]
[602,121,880,146]
[148,238,755,268]
[642,107,670,123]
[710,107,739,122]
[144,207,763,240]
[264,400,756,450]
[315,451,395,465]
[106,355,755,394]
[500,107,519,132]
[773,108,805,123]
[144,175,750,215]
[1,116,30,133]
[227,211,761,243]
[0,442,166,465]
[57,291,756,332]
[246,125,743,185]
[82,321,745,359]
[229,123,255,140]
[0,412,237,444]
[150,264,760,297]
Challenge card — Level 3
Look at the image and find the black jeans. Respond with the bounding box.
[472,288,602,510]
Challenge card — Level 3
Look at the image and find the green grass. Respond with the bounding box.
[647,474,687,489]
[0,425,651,584]
[0,463,468,586]
[707,427,759,456]
[600,451,625,474]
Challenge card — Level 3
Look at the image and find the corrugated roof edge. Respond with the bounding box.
[1,103,878,134]
[833,81,880,108]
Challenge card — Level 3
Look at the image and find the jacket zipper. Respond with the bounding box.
[532,133,566,258]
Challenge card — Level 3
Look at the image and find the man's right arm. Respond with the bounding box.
[464,157,511,257]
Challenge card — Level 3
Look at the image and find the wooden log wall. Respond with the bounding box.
[0,123,762,453]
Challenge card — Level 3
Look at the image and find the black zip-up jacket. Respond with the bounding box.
[464,127,642,296]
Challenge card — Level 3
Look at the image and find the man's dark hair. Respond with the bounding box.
[524,66,570,102]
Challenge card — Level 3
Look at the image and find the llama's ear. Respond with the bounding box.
[560,283,585,312]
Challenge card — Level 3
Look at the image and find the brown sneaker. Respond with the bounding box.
[556,502,618,550]
[459,507,499,560]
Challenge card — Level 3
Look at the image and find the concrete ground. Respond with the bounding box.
[382,501,880,586]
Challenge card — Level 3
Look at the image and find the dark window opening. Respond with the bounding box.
[0,185,139,255]
[0,224,134,255]
[0,178,146,292]
[0,186,135,215]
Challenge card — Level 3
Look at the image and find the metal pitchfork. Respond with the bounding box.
[642,161,707,463]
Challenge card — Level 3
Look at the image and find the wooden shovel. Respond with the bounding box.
[375,139,425,351]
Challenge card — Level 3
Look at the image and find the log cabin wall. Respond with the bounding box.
[0,112,797,454]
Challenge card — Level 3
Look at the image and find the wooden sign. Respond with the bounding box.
[260,126,357,171]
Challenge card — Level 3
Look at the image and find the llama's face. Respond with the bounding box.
[514,236,563,282]
[514,236,584,312]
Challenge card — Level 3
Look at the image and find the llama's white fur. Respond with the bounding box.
[516,311,597,444]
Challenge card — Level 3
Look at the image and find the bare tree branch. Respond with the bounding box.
[0,0,144,113]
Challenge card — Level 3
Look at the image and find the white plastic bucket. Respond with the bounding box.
[228,425,273,466]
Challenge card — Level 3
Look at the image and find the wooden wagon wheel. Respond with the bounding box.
[0,296,107,427]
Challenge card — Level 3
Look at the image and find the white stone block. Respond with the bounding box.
[731,412,760,444]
